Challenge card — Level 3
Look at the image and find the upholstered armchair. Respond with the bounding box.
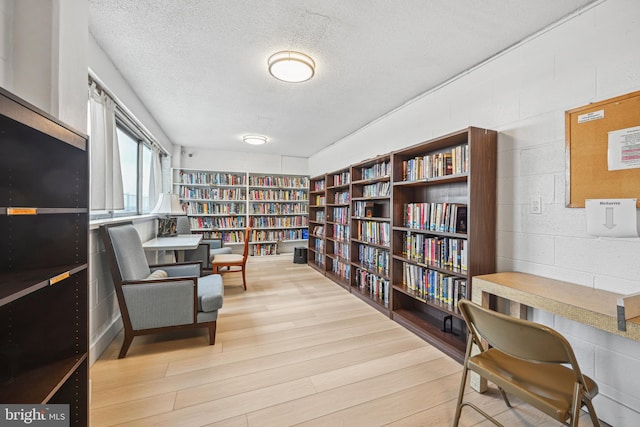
[100,222,224,358]
[176,216,232,270]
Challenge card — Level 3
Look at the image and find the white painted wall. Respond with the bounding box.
[309,0,640,424]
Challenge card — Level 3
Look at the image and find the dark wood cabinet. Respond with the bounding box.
[0,88,88,425]
[307,175,327,272]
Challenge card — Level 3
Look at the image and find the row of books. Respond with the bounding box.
[252,216,308,228]
[249,176,309,188]
[312,225,324,237]
[332,241,350,260]
[249,189,308,201]
[358,244,390,276]
[250,203,308,215]
[402,233,468,273]
[251,229,306,242]
[314,239,325,253]
[188,216,246,229]
[331,224,350,242]
[314,211,326,223]
[331,207,349,224]
[401,262,467,307]
[355,220,390,246]
[331,259,350,280]
[180,187,245,200]
[333,191,350,204]
[314,252,325,267]
[218,231,245,243]
[362,181,390,198]
[313,179,326,191]
[180,171,246,186]
[403,202,467,233]
[314,195,326,206]
[401,144,469,181]
[361,161,391,180]
[251,243,277,256]
[354,268,390,306]
[331,171,350,186]
[183,201,246,215]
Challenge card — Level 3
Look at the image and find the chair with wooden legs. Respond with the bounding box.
[212,227,251,290]
[453,299,600,427]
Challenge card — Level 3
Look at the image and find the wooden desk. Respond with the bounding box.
[472,272,640,342]
[142,234,202,262]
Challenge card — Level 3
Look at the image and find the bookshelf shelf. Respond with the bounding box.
[0,88,88,425]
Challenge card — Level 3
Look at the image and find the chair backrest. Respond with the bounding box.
[458,299,581,367]
[242,227,251,261]
[176,216,191,234]
[101,223,152,282]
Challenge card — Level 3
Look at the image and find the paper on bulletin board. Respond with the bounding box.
[586,198,639,237]
[608,126,640,171]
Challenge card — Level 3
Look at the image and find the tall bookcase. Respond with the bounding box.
[248,173,309,256]
[391,127,497,362]
[0,88,89,424]
[173,169,309,255]
[324,168,351,289]
[350,155,392,314]
[307,175,326,272]
[308,127,496,363]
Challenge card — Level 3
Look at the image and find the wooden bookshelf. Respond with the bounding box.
[391,126,497,362]
[0,87,89,425]
[350,155,392,314]
[307,174,326,272]
[324,168,351,290]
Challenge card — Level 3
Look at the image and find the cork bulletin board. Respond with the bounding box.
[565,90,640,208]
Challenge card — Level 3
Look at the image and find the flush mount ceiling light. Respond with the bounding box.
[243,135,268,145]
[268,51,315,83]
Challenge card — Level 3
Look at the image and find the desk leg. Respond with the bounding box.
[470,291,493,393]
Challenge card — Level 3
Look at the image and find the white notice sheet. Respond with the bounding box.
[608,125,640,171]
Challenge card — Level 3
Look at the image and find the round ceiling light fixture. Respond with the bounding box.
[268,51,315,83]
[243,135,268,145]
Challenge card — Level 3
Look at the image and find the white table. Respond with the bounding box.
[142,234,203,263]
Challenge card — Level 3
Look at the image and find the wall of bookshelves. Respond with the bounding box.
[173,169,309,256]
[307,127,497,362]
[324,168,351,289]
[307,175,326,272]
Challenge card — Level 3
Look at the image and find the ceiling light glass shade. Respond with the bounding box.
[243,135,268,145]
[151,193,185,215]
[268,51,315,83]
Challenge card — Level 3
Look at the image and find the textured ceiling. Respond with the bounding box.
[88,0,596,158]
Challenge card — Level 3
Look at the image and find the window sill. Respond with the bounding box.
[90,214,157,230]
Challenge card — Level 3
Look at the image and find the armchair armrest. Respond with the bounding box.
[151,261,202,278]
[121,278,198,329]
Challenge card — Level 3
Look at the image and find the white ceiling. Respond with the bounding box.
[88,0,596,158]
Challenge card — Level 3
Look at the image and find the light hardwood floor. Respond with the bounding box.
[90,255,603,426]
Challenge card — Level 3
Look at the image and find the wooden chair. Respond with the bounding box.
[454,299,600,427]
[212,227,251,290]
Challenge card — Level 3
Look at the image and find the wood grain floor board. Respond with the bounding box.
[90,255,604,427]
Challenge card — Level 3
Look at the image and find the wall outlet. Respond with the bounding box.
[529,195,542,214]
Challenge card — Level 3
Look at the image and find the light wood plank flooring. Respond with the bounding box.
[90,255,602,426]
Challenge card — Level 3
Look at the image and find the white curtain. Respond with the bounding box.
[148,147,163,210]
[89,82,124,210]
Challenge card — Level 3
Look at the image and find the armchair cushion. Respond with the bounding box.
[198,274,224,312]
[122,280,196,330]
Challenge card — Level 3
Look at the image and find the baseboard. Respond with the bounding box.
[89,315,123,365]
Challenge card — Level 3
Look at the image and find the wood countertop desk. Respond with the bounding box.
[472,272,640,343]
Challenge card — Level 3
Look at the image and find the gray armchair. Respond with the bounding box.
[100,222,224,358]
[176,216,232,270]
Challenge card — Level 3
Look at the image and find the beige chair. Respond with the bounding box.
[212,227,251,290]
[453,299,600,427]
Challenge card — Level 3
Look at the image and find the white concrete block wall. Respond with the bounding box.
[309,0,640,424]
[89,218,157,364]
